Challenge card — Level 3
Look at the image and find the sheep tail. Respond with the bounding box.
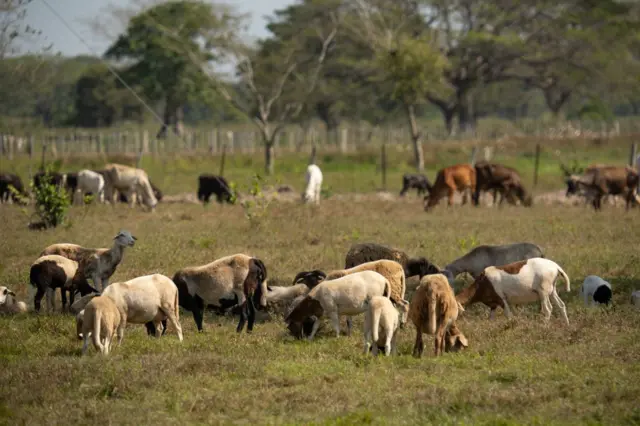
[557,266,570,292]
[383,280,391,298]
[371,304,382,344]
[427,296,437,335]
[174,288,180,322]
[92,309,104,353]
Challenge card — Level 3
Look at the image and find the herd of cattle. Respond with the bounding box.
[2,234,640,357]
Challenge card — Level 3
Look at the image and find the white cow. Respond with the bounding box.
[302,164,323,205]
[76,169,105,204]
[103,163,157,210]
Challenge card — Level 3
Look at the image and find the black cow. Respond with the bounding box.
[0,173,27,203]
[198,174,234,204]
[399,173,431,197]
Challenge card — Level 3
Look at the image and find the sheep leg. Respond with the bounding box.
[103,337,111,355]
[82,334,90,355]
[550,290,569,326]
[246,296,256,334]
[161,307,183,342]
[412,328,424,358]
[308,318,321,341]
[390,332,398,356]
[384,333,393,356]
[330,311,341,337]
[236,302,248,333]
[363,328,372,354]
[346,317,353,337]
[34,287,45,313]
[489,308,496,320]
[500,297,514,319]
[540,294,553,322]
[192,295,205,332]
[46,287,55,314]
[117,319,126,345]
[60,288,68,313]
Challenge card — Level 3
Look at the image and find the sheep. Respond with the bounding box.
[102,163,158,211]
[302,164,323,205]
[345,242,441,279]
[457,258,570,324]
[0,286,28,314]
[81,295,122,355]
[39,230,137,293]
[442,242,544,284]
[363,295,408,356]
[75,169,105,204]
[262,270,327,316]
[408,274,469,357]
[0,172,27,204]
[580,275,612,306]
[172,254,268,333]
[29,255,97,313]
[631,290,640,307]
[98,274,183,342]
[197,174,234,204]
[285,270,391,340]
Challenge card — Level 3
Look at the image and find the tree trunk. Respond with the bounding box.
[457,89,476,135]
[405,103,424,172]
[444,109,455,137]
[157,98,184,139]
[264,142,275,175]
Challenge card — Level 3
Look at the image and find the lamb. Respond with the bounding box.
[0,286,28,314]
[631,290,640,307]
[102,163,158,211]
[363,295,408,356]
[442,242,544,284]
[75,169,105,204]
[285,270,391,340]
[345,242,441,279]
[99,274,183,342]
[39,230,137,293]
[580,275,612,306]
[302,164,323,205]
[408,274,469,357]
[29,255,97,313]
[81,295,122,355]
[172,254,268,333]
[457,258,570,324]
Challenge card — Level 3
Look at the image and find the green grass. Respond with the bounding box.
[1,193,640,424]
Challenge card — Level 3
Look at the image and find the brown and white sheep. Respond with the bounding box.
[172,254,268,333]
[409,274,468,357]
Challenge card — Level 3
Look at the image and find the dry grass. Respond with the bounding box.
[1,186,640,424]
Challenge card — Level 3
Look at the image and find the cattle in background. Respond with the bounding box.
[197,174,234,204]
[473,161,532,207]
[400,173,432,197]
[564,164,639,210]
[102,163,158,210]
[0,173,27,203]
[423,164,476,211]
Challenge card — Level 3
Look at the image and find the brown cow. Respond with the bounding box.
[423,164,476,211]
[473,161,532,207]
[566,165,639,210]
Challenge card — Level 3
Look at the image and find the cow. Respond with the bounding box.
[0,173,27,204]
[423,164,476,211]
[400,173,432,197]
[473,161,532,207]
[102,163,158,210]
[197,174,234,204]
[565,165,639,210]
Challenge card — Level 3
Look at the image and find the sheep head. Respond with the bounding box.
[114,230,137,247]
[0,286,16,305]
[445,329,469,353]
[406,257,441,278]
[246,258,268,309]
[292,270,326,289]
[285,296,323,339]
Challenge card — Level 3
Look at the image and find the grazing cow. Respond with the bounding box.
[116,179,162,204]
[102,164,158,210]
[400,173,432,197]
[0,173,27,203]
[197,174,234,204]
[565,165,639,210]
[473,161,532,207]
[424,164,476,211]
[33,171,64,190]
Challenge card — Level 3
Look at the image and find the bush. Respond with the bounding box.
[31,171,70,229]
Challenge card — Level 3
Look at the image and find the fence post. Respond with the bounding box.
[629,143,637,167]
[209,129,217,154]
[340,127,348,153]
[470,146,478,166]
[381,143,387,191]
[533,143,541,187]
[219,143,227,177]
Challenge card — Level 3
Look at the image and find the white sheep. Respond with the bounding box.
[631,290,640,307]
[75,169,105,204]
[101,274,183,343]
[0,286,28,314]
[285,270,391,340]
[39,230,137,293]
[409,274,469,357]
[459,258,570,324]
[302,164,323,205]
[81,295,122,355]
[173,254,268,333]
[580,275,612,306]
[363,295,408,356]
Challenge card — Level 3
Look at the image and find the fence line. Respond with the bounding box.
[0,119,636,159]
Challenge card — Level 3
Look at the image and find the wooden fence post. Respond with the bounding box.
[533,143,541,187]
[629,142,637,167]
[219,143,227,177]
[470,146,478,166]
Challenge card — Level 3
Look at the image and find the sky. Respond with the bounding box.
[23,0,295,57]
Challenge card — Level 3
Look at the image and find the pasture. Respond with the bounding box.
[1,138,640,425]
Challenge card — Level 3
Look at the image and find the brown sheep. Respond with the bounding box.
[344,242,441,279]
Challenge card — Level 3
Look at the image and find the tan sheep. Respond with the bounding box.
[81,295,122,355]
[363,295,409,356]
[408,274,468,357]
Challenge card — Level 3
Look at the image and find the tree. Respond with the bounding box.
[105,0,244,138]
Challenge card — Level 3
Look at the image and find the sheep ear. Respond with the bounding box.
[8,290,16,297]
[132,235,138,241]
[457,334,469,348]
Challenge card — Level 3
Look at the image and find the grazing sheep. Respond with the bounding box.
[302,164,323,205]
[172,254,268,333]
[580,275,612,306]
[197,174,234,204]
[39,230,137,293]
[409,274,469,357]
[101,274,183,342]
[81,295,122,355]
[29,255,97,313]
[363,295,408,356]
[631,290,640,307]
[0,286,28,314]
[285,270,390,340]
[442,242,544,284]
[345,242,441,279]
[75,169,105,204]
[457,258,570,324]
[261,271,327,317]
[103,163,158,211]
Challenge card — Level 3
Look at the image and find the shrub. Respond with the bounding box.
[31,171,70,229]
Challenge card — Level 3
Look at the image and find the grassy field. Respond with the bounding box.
[1,183,640,425]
